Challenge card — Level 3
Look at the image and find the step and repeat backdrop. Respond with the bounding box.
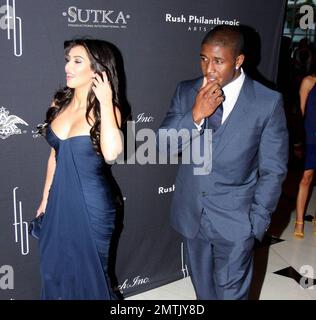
[0,0,285,299]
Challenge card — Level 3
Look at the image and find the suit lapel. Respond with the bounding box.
[213,75,255,159]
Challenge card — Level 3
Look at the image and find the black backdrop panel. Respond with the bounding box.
[0,0,286,299]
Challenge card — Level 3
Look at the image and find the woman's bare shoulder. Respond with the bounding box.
[300,75,316,90]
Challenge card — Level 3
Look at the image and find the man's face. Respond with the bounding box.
[200,43,244,88]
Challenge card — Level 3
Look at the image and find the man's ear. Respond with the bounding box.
[235,54,245,70]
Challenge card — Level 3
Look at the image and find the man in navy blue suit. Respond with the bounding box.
[157,26,288,299]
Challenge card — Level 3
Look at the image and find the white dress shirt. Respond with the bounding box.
[194,68,245,129]
[221,68,245,124]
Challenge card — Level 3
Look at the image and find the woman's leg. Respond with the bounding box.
[294,169,314,237]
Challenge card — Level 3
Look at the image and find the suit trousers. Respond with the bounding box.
[185,210,254,300]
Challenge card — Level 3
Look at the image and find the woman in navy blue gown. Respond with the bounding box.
[294,72,316,239]
[36,39,123,299]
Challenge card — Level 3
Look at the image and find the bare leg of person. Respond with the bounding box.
[294,169,314,238]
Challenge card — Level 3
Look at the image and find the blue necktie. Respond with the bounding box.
[208,104,223,132]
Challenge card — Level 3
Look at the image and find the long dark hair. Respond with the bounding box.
[45,39,122,154]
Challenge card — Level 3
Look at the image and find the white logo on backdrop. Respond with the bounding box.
[116,275,150,293]
[158,184,175,194]
[164,12,240,32]
[31,122,47,138]
[0,107,28,139]
[63,6,131,29]
[0,0,22,56]
[13,187,29,255]
[135,113,154,124]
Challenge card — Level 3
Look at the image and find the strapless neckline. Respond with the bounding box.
[48,124,90,141]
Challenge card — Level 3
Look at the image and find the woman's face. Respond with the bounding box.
[65,45,94,90]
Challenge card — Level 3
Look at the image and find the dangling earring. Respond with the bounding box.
[235,66,239,70]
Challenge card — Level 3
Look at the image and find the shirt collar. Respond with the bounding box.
[222,68,245,101]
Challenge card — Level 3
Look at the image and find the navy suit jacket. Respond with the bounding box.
[158,75,289,241]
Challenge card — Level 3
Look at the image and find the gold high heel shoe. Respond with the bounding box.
[312,219,316,236]
[293,221,304,239]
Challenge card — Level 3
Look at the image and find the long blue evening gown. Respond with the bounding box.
[304,84,316,169]
[38,124,117,300]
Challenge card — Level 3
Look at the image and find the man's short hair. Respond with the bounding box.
[202,25,244,57]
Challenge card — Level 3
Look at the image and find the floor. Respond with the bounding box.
[126,187,316,300]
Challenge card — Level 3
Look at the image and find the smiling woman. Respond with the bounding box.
[46,39,123,158]
[65,46,94,88]
[34,39,123,300]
